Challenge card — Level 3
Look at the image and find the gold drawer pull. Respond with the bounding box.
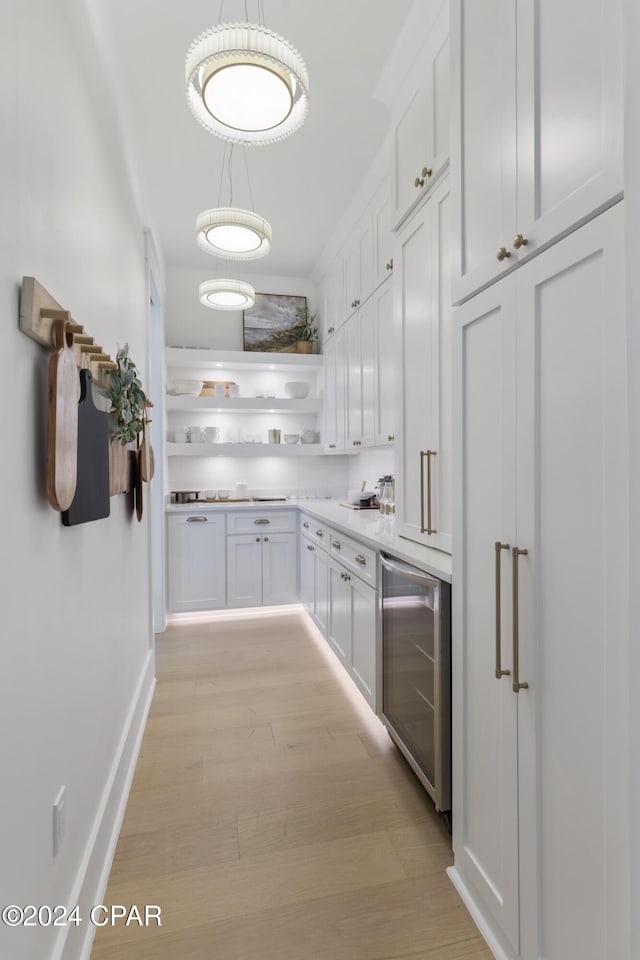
[494,542,511,679]
[332,540,341,549]
[316,529,323,537]
[512,547,529,693]
[187,516,208,522]
[254,518,270,525]
[355,555,367,565]
[497,246,512,262]
[513,233,529,249]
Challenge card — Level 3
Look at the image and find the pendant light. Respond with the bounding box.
[199,278,255,311]
[185,3,309,145]
[196,143,272,260]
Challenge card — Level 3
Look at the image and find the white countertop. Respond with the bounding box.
[166,498,452,583]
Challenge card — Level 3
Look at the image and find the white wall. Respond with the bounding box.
[0,2,155,959]
[166,266,317,350]
[624,2,640,954]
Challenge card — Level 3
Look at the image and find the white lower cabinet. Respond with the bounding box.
[167,513,226,612]
[452,204,629,959]
[227,533,297,608]
[327,557,377,709]
[300,534,328,632]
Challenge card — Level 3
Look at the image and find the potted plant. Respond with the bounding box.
[293,304,318,354]
[99,343,149,444]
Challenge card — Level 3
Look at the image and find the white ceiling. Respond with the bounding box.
[95,0,416,279]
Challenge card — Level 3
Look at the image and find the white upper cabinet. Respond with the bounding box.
[371,176,394,290]
[323,325,346,452]
[320,257,344,340]
[394,176,453,552]
[451,0,623,304]
[373,282,395,447]
[391,3,450,230]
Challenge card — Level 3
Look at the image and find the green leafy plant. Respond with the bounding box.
[293,303,318,342]
[99,343,149,445]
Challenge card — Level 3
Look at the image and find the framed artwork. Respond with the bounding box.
[243,293,307,353]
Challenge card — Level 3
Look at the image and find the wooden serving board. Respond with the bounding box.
[62,369,110,526]
[339,502,380,510]
[200,380,237,397]
[47,318,79,511]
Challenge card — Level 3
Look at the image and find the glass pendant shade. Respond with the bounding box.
[196,207,272,259]
[199,278,255,310]
[186,23,309,145]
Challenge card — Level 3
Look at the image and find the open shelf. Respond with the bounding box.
[166,347,323,372]
[166,396,321,413]
[167,442,330,457]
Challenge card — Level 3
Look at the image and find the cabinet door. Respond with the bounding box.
[320,258,344,340]
[391,4,450,229]
[300,536,315,611]
[373,281,396,447]
[452,277,520,953]
[226,534,262,608]
[314,546,328,637]
[167,514,226,612]
[515,204,628,960]
[262,534,297,606]
[345,313,363,449]
[344,209,372,318]
[395,204,432,545]
[350,576,377,710]
[327,559,351,666]
[324,327,346,452]
[360,302,376,447]
[451,0,517,304]
[515,0,623,261]
[426,178,453,553]
[372,176,393,290]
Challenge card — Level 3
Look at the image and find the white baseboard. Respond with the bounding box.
[51,650,156,960]
[446,866,510,960]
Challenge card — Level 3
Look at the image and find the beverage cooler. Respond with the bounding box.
[380,553,451,812]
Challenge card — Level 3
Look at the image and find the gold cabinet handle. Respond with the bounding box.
[420,450,437,534]
[513,233,529,249]
[332,540,341,549]
[497,246,512,262]
[495,542,511,679]
[355,555,367,565]
[415,167,433,188]
[316,529,323,537]
[187,516,208,522]
[512,547,529,693]
[386,259,394,271]
[329,443,336,449]
[254,518,270,525]
[303,521,309,528]
[328,325,335,334]
[387,434,395,442]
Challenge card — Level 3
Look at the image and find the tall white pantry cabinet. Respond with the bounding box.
[449,2,629,959]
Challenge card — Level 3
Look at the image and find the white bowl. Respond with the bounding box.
[283,381,310,399]
[347,488,376,504]
[283,434,299,444]
[173,379,204,396]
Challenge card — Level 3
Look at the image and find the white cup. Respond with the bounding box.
[204,489,217,500]
[173,427,188,443]
[189,426,203,443]
[214,383,225,398]
[218,489,230,499]
[235,481,249,498]
[205,426,220,443]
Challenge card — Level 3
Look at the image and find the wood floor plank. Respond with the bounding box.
[91,609,491,960]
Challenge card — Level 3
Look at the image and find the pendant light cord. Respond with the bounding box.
[216,142,228,206]
[227,143,235,206]
[218,0,264,26]
[242,147,256,212]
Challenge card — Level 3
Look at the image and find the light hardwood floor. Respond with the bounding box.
[91,608,491,960]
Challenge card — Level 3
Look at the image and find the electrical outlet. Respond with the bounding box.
[53,787,65,855]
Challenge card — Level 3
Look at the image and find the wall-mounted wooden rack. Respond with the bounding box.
[19,276,117,389]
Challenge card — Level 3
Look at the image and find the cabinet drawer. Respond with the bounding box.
[227,510,296,534]
[329,532,377,587]
[299,514,330,549]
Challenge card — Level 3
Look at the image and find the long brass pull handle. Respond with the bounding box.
[254,518,270,525]
[187,516,208,522]
[495,542,511,678]
[512,547,529,692]
[420,451,437,534]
